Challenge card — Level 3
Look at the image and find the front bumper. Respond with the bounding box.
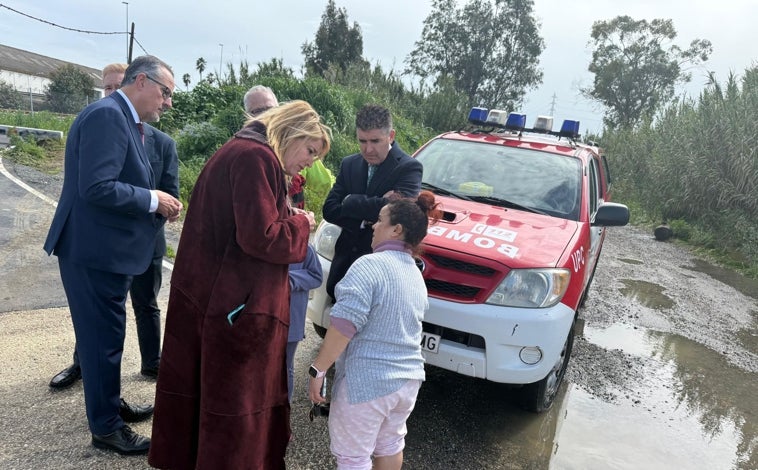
[307,253,575,386]
[421,297,575,384]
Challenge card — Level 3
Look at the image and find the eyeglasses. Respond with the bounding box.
[247,106,273,116]
[144,74,173,100]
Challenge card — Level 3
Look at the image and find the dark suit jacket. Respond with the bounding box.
[143,123,179,258]
[322,141,422,294]
[43,92,159,276]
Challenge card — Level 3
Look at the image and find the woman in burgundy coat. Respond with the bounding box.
[148,100,331,469]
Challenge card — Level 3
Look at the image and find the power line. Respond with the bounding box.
[0,3,122,35]
[0,3,149,55]
[132,36,149,56]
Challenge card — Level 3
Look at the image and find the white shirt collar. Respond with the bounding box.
[116,89,140,124]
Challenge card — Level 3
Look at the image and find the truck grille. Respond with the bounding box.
[425,279,480,298]
[426,254,496,276]
[419,248,507,303]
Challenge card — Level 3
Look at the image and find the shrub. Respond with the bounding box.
[212,105,247,137]
[45,64,97,114]
[175,121,229,162]
[178,157,207,208]
[0,80,24,110]
[7,133,46,160]
[668,219,692,241]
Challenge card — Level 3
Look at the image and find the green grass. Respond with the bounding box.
[0,110,74,132]
[4,135,64,174]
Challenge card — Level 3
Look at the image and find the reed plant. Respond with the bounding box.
[603,65,758,276]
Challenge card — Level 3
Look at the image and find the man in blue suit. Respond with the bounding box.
[49,62,179,390]
[43,55,183,455]
[323,104,423,299]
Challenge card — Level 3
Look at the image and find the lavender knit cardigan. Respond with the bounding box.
[330,248,428,404]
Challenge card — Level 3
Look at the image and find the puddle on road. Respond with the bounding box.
[686,258,758,301]
[618,279,675,310]
[550,323,756,469]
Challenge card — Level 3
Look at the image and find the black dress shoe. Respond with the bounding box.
[140,366,158,379]
[49,364,81,389]
[119,398,154,423]
[92,424,150,455]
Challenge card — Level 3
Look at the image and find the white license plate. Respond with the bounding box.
[421,332,441,354]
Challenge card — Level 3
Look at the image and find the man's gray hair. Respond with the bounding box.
[243,85,277,114]
[121,55,174,86]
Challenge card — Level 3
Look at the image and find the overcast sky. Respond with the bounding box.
[1,0,756,133]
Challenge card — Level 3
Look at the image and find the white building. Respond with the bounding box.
[0,44,103,107]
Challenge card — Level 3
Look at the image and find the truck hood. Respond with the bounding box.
[423,198,578,269]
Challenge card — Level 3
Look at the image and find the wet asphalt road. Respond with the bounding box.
[0,154,755,469]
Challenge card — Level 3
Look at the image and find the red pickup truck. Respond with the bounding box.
[308,109,629,412]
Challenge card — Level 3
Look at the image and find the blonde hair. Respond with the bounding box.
[102,63,128,77]
[247,100,332,164]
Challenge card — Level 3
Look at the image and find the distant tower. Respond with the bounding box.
[549,93,557,116]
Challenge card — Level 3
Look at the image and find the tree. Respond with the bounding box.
[405,0,544,110]
[254,58,296,81]
[0,80,24,110]
[584,16,712,129]
[182,73,191,90]
[196,57,207,80]
[44,64,97,114]
[302,0,366,77]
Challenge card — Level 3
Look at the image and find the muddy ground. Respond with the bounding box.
[1,156,756,469]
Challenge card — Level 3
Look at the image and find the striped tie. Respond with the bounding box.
[367,164,377,184]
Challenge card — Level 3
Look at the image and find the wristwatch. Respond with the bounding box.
[308,364,326,378]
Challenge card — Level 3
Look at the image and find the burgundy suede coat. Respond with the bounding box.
[148,123,310,470]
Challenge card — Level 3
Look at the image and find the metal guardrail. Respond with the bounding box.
[0,124,63,146]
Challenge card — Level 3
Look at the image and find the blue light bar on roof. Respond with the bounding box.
[505,112,526,131]
[559,119,580,138]
[468,107,489,124]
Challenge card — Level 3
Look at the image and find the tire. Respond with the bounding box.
[313,323,327,339]
[519,319,575,413]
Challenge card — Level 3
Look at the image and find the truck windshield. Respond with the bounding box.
[415,139,583,221]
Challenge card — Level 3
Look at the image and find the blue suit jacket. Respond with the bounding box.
[143,123,179,258]
[43,92,159,275]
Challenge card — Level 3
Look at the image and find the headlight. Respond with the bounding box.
[312,221,341,261]
[486,268,570,308]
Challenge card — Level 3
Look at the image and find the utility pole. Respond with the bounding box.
[128,23,135,64]
[122,2,129,63]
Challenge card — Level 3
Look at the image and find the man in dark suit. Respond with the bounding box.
[49,63,179,390]
[43,55,183,455]
[323,104,423,299]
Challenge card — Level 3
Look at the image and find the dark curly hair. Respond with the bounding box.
[356,104,392,132]
[386,191,442,253]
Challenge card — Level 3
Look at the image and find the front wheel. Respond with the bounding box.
[519,320,575,413]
